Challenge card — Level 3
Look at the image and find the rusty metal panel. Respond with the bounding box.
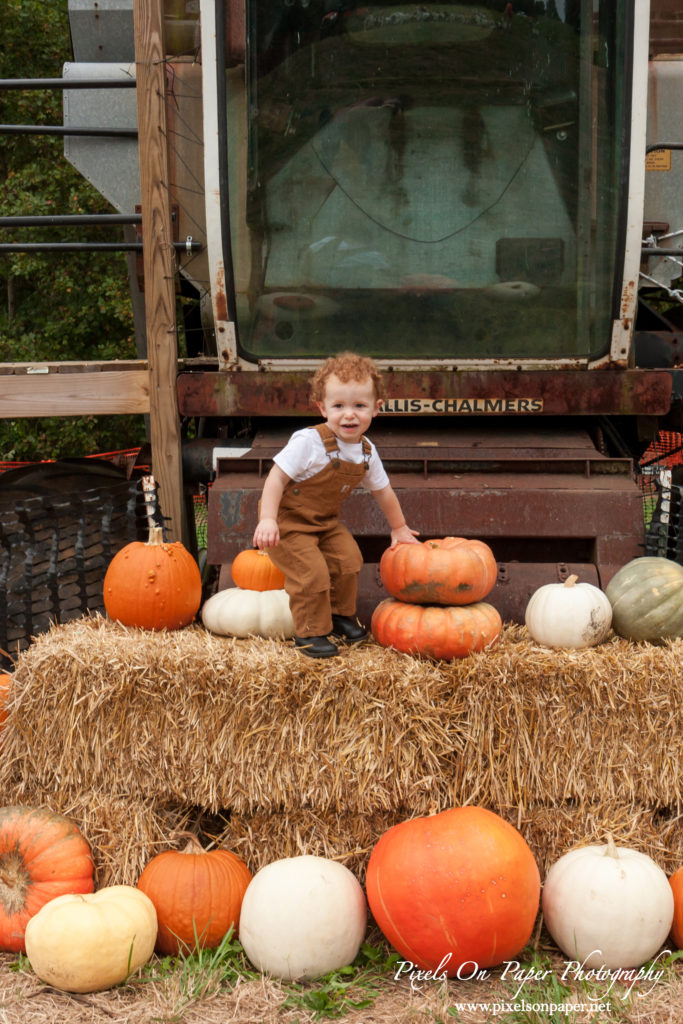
[225,0,246,65]
[355,561,601,629]
[207,423,645,623]
[335,474,637,548]
[649,0,683,58]
[207,466,644,623]
[214,430,635,480]
[178,369,673,418]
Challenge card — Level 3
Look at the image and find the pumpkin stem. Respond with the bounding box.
[175,831,207,856]
[604,833,619,859]
[146,526,165,547]
[564,575,579,587]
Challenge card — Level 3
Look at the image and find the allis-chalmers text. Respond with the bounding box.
[381,398,544,414]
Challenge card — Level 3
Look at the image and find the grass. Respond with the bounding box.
[110,938,683,1024]
[5,934,682,1024]
[128,931,399,1023]
[493,946,629,1024]
[131,927,259,1020]
[279,943,402,1020]
[443,946,683,1024]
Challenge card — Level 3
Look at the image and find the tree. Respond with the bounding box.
[0,0,144,460]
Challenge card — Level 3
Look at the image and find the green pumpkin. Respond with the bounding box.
[605,556,683,641]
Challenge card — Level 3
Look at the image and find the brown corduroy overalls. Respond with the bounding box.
[266,424,371,637]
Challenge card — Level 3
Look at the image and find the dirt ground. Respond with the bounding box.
[2,942,682,1024]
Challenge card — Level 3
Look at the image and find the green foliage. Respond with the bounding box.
[280,943,402,1020]
[0,415,146,462]
[13,936,683,1022]
[8,952,30,973]
[128,933,399,1023]
[0,0,145,460]
[464,946,634,1024]
[134,927,260,1021]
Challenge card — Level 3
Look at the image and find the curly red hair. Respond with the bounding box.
[310,352,384,404]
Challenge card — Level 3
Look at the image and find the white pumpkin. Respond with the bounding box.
[239,855,367,980]
[24,885,157,993]
[542,837,674,968]
[201,586,294,638]
[524,574,612,649]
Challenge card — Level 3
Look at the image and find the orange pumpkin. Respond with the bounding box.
[137,834,252,955]
[366,806,540,972]
[0,806,95,953]
[104,525,202,631]
[380,537,498,606]
[0,673,10,729]
[231,548,285,591]
[371,598,501,660]
[671,868,683,948]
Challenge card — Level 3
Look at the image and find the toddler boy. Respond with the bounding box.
[253,352,418,657]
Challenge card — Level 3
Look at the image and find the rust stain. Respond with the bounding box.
[214,265,229,322]
[621,280,636,318]
[177,369,673,418]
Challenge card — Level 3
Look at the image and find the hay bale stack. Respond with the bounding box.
[1,614,682,885]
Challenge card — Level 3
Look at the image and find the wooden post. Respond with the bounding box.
[133,0,187,544]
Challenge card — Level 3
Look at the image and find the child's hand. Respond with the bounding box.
[390,525,420,548]
[254,518,280,549]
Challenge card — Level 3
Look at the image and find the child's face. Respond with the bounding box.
[316,373,381,444]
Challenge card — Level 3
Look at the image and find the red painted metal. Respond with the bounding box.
[353,561,602,628]
[207,425,644,623]
[178,368,673,418]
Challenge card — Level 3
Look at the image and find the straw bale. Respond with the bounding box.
[1,614,682,885]
[0,787,195,887]
[1,615,460,816]
[209,807,402,881]
[209,802,683,881]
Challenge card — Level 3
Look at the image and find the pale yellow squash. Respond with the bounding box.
[25,885,157,992]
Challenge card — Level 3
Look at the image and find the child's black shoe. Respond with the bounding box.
[331,615,367,643]
[294,635,339,658]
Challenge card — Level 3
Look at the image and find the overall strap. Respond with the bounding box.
[312,423,372,468]
[312,423,339,455]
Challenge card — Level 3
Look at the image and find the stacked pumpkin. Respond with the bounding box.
[371,537,502,659]
[201,548,295,638]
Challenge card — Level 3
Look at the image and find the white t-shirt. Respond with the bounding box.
[274,427,390,492]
